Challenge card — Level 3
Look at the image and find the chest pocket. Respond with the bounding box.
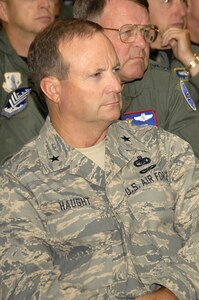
[45,200,118,291]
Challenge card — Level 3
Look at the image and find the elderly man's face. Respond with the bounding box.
[94,0,150,83]
[57,32,122,127]
[147,0,187,33]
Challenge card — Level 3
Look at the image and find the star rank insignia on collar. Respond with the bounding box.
[50,155,59,162]
[121,135,130,142]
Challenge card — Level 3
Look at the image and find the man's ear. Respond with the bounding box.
[0,1,9,22]
[40,77,61,104]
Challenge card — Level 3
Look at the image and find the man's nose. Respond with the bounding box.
[39,0,51,8]
[111,74,122,93]
[132,32,148,49]
[176,0,187,17]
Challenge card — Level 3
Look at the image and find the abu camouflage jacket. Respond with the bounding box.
[0,118,199,299]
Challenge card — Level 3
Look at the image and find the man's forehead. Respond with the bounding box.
[59,33,117,65]
[99,0,150,26]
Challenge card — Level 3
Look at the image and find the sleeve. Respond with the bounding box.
[162,72,199,160]
[189,71,199,98]
[148,136,199,299]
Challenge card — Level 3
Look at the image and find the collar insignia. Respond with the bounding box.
[121,136,130,142]
[180,80,196,111]
[2,72,22,93]
[50,155,59,162]
[1,87,32,118]
[121,110,158,126]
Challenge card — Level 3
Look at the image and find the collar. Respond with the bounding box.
[37,118,148,184]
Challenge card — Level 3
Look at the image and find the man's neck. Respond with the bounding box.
[51,115,110,149]
[4,26,35,57]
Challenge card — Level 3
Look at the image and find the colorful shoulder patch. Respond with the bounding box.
[2,72,22,93]
[174,68,189,80]
[121,110,158,126]
[180,80,196,111]
[1,87,32,118]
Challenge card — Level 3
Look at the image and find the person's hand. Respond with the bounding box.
[160,27,199,76]
[135,287,178,300]
[161,27,193,65]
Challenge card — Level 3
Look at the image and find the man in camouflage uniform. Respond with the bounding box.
[73,0,199,159]
[0,18,199,300]
[0,0,55,165]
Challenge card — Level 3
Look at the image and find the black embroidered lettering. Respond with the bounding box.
[70,199,77,208]
[125,187,132,196]
[141,177,149,186]
[81,198,87,206]
[131,183,139,192]
[59,201,66,211]
[146,175,154,183]
[65,200,71,209]
[85,197,90,205]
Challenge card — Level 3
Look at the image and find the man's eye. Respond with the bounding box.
[113,66,120,73]
[92,72,101,78]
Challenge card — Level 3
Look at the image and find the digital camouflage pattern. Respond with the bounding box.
[0,117,199,299]
[122,61,199,159]
[0,28,48,165]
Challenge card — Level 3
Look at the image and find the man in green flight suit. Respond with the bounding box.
[0,0,55,164]
[142,0,199,106]
[73,0,199,159]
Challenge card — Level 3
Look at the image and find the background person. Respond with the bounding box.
[0,18,199,300]
[0,0,55,165]
[54,0,73,19]
[73,0,199,159]
[142,0,199,103]
[187,0,199,44]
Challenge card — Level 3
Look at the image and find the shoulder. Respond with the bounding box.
[113,121,192,155]
[1,138,39,178]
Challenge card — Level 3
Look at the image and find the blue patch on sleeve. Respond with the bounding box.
[180,80,196,111]
[1,87,32,118]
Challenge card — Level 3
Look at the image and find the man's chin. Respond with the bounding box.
[121,71,145,83]
[120,65,146,82]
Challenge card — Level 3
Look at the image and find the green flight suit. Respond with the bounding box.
[150,46,199,104]
[122,61,199,159]
[0,28,48,165]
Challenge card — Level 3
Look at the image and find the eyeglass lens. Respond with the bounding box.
[120,25,157,43]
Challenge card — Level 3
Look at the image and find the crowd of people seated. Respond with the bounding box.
[0,1,199,299]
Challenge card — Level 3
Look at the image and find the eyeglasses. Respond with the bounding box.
[103,24,159,44]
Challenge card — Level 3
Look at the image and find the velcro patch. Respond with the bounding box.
[180,80,196,111]
[1,87,31,118]
[121,110,158,126]
[174,68,189,80]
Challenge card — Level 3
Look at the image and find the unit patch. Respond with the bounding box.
[174,68,189,80]
[2,72,22,93]
[1,87,32,118]
[180,80,196,111]
[121,110,158,126]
